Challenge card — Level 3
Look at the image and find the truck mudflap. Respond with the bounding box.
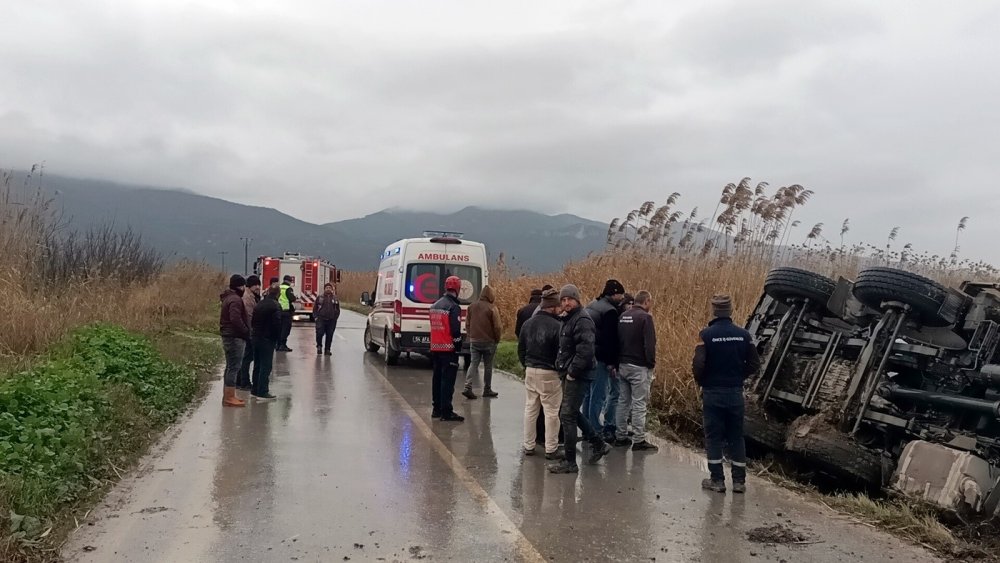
[892,440,1000,514]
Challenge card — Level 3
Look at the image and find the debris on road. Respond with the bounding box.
[746,523,811,544]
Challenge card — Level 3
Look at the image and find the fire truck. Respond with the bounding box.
[254,252,341,321]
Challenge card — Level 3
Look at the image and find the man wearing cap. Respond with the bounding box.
[429,275,465,422]
[219,274,250,408]
[693,294,761,494]
[236,275,262,390]
[515,288,543,338]
[550,284,611,474]
[276,275,297,352]
[583,279,627,443]
[518,288,564,459]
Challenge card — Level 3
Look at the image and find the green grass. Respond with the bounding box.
[495,340,524,378]
[0,325,218,562]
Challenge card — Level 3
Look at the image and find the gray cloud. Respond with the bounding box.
[1,0,998,263]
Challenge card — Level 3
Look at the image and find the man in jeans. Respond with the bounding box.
[518,288,563,459]
[583,279,627,442]
[219,274,250,408]
[313,283,341,355]
[549,284,611,474]
[463,285,502,399]
[237,275,262,390]
[615,290,658,452]
[251,285,283,401]
[693,294,761,494]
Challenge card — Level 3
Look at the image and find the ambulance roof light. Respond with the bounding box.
[423,231,464,239]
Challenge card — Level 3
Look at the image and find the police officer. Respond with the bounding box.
[429,276,465,422]
[692,294,761,494]
[276,275,297,352]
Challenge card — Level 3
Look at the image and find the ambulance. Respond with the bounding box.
[361,233,489,365]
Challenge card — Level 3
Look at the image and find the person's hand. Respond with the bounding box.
[567,374,576,381]
[610,367,619,379]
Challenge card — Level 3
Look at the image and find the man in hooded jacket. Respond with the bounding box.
[463,285,503,399]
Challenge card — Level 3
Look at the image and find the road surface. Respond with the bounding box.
[64,312,937,563]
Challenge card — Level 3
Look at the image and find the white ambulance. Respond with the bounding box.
[361,233,489,365]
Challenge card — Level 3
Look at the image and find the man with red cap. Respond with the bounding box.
[429,275,465,422]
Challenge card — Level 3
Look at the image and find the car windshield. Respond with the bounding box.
[405,264,482,305]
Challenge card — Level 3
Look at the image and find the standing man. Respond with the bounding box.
[515,288,542,338]
[615,290,659,452]
[314,282,341,355]
[237,275,262,390]
[583,279,627,443]
[429,275,465,422]
[518,288,563,459]
[276,275,297,352]
[251,284,283,401]
[219,274,250,408]
[693,294,761,494]
[463,285,502,399]
[549,284,611,474]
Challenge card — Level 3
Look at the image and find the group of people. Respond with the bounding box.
[218,273,341,407]
[427,275,760,493]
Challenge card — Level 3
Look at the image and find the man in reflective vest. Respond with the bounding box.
[276,275,297,352]
[429,275,465,422]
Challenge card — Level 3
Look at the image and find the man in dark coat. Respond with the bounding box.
[251,285,283,401]
[515,288,543,338]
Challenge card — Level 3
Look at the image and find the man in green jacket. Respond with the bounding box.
[276,275,297,352]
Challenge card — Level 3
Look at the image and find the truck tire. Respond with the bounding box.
[364,326,380,353]
[384,329,400,365]
[785,429,883,485]
[744,409,788,453]
[853,267,966,327]
[764,267,836,307]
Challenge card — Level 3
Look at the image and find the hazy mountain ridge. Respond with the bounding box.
[35,175,608,272]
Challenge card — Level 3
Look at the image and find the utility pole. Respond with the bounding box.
[240,237,253,275]
[218,251,229,273]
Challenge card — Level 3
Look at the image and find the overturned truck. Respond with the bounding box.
[746,266,1000,515]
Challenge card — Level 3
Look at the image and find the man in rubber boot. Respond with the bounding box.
[219,274,250,408]
[429,276,465,422]
[276,275,297,352]
[463,285,502,399]
[693,294,761,493]
[549,284,611,474]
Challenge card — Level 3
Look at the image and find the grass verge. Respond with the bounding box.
[0,324,220,563]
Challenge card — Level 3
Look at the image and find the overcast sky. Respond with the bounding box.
[2,1,999,262]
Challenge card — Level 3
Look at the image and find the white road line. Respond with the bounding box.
[336,333,346,341]
[369,369,546,563]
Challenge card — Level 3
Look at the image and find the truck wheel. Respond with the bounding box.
[384,330,400,366]
[744,409,788,454]
[785,428,883,485]
[364,326,380,353]
[764,267,836,307]
[853,267,967,327]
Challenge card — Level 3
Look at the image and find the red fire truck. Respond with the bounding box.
[254,252,341,321]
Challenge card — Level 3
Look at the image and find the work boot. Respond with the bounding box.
[631,441,659,452]
[431,409,442,419]
[613,438,631,447]
[462,388,478,400]
[701,478,726,493]
[547,460,579,474]
[732,482,747,494]
[440,412,465,422]
[222,387,245,408]
[602,430,617,443]
[316,346,322,355]
[523,447,537,457]
[587,440,611,464]
[482,388,499,398]
[324,349,332,356]
[545,447,566,461]
[252,393,277,402]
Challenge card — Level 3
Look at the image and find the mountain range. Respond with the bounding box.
[35,175,609,272]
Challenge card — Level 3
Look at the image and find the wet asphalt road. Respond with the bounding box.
[64,312,938,563]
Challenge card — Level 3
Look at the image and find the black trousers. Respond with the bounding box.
[251,337,276,396]
[432,352,459,415]
[315,319,337,350]
[279,312,293,347]
[236,338,253,387]
[559,378,601,465]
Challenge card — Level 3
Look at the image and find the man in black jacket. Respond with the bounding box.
[549,284,611,474]
[514,289,542,338]
[518,288,563,459]
[615,290,658,452]
[692,294,761,494]
[251,285,283,401]
[583,279,626,442]
[313,283,341,355]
